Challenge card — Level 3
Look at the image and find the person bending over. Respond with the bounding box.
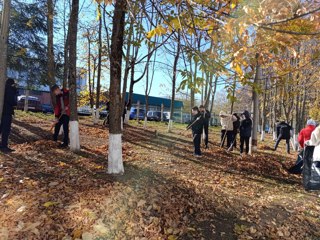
[274,120,292,154]
[51,85,70,148]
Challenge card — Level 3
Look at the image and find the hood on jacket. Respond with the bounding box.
[307,119,317,127]
[242,110,250,119]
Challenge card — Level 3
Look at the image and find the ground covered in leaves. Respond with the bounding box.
[1,111,320,240]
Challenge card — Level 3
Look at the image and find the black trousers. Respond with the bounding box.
[193,133,202,155]
[204,123,209,146]
[53,115,69,144]
[0,114,13,148]
[233,131,238,148]
[274,136,290,153]
[240,136,250,154]
[221,130,233,148]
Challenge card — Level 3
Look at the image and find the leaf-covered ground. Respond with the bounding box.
[0,112,320,240]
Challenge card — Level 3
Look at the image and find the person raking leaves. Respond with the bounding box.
[187,106,204,157]
[199,105,211,149]
[51,85,70,148]
[0,78,18,153]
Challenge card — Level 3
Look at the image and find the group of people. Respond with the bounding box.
[187,106,253,157]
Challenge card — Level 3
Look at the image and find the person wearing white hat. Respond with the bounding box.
[298,119,317,148]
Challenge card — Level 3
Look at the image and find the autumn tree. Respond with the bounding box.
[108,0,126,174]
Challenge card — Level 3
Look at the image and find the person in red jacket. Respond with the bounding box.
[298,119,316,148]
[51,85,70,148]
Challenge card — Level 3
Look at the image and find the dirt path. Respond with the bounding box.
[0,113,319,239]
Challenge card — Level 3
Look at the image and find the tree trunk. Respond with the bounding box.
[68,0,80,151]
[0,0,11,124]
[87,33,93,108]
[121,19,133,120]
[260,76,268,141]
[251,53,261,152]
[169,31,181,131]
[108,0,126,174]
[47,0,55,86]
[95,3,103,124]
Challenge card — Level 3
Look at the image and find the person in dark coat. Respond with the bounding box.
[187,106,204,157]
[239,110,252,155]
[274,121,292,154]
[231,113,240,150]
[51,85,70,148]
[0,78,18,152]
[199,105,211,149]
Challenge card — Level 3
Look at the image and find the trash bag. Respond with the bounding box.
[302,146,320,191]
[288,150,304,174]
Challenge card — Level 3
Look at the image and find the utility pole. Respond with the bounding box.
[0,0,11,124]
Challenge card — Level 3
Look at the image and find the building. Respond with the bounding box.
[126,92,184,112]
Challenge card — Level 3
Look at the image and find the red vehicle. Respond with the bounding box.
[17,95,42,112]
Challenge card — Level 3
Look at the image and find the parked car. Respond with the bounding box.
[99,110,108,118]
[17,95,42,112]
[42,104,54,114]
[77,105,92,116]
[147,111,168,122]
[129,108,145,120]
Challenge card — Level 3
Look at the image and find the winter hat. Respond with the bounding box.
[307,119,316,126]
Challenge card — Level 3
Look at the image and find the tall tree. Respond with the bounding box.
[108,0,126,174]
[0,0,11,122]
[47,0,55,86]
[68,0,80,151]
[95,3,103,123]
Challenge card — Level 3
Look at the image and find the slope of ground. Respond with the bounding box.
[0,112,319,240]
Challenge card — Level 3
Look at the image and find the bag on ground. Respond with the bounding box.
[302,145,320,191]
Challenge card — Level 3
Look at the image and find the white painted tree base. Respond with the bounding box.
[94,109,100,125]
[59,127,64,136]
[91,108,95,124]
[124,113,129,124]
[70,121,80,151]
[121,117,123,130]
[168,120,173,132]
[260,131,265,141]
[108,133,124,174]
[273,131,277,141]
[144,117,147,129]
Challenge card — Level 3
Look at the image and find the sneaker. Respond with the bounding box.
[194,154,202,158]
[0,147,15,153]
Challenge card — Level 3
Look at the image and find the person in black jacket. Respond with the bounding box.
[0,78,18,153]
[199,105,211,149]
[274,121,292,154]
[187,106,204,157]
[231,113,240,150]
[239,111,252,155]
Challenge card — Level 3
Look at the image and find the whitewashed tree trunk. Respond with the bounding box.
[94,109,99,125]
[68,0,80,151]
[24,90,30,112]
[0,0,11,123]
[108,134,124,174]
[168,119,173,132]
[124,113,129,124]
[144,116,147,129]
[70,121,80,151]
[91,107,95,124]
[261,130,265,141]
[160,104,164,122]
[108,0,126,174]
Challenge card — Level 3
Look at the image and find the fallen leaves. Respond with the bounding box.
[0,114,319,239]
